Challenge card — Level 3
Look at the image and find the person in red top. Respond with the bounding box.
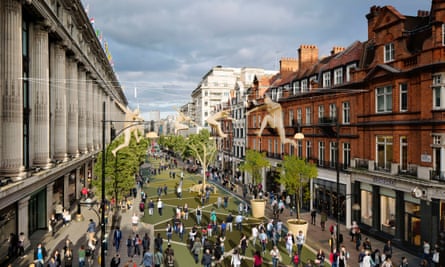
[253,250,263,267]
[81,187,88,199]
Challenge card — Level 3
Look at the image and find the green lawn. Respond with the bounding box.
[140,157,317,265]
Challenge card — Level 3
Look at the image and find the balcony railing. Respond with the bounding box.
[355,158,369,169]
[430,170,445,181]
[318,117,337,124]
[398,165,417,177]
[315,159,348,171]
[374,162,391,173]
[266,152,283,160]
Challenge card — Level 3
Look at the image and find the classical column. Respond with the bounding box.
[50,42,68,161]
[92,83,100,150]
[18,196,31,250]
[47,182,54,220]
[66,57,79,157]
[77,66,87,154]
[76,167,81,199]
[30,22,51,168]
[86,74,94,152]
[64,173,69,209]
[0,0,24,176]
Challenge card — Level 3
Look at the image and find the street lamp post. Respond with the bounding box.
[98,101,148,266]
[294,130,305,213]
[335,118,341,254]
[101,102,106,267]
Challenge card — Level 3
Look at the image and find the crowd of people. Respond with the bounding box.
[9,151,427,267]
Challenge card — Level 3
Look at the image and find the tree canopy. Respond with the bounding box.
[93,130,148,206]
[239,149,270,185]
[277,155,317,220]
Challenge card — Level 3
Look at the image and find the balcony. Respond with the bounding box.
[398,164,418,177]
[266,152,283,160]
[315,159,348,171]
[318,117,337,124]
[430,170,445,182]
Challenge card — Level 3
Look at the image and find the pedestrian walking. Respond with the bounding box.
[126,235,134,257]
[148,199,154,216]
[285,232,294,256]
[154,249,164,267]
[142,233,150,254]
[311,209,317,225]
[113,226,123,252]
[201,249,213,267]
[231,249,242,267]
[157,198,163,216]
[155,233,163,253]
[270,245,282,267]
[196,206,202,225]
[191,237,202,264]
[141,250,154,267]
[253,250,263,267]
[110,253,121,267]
[296,230,305,257]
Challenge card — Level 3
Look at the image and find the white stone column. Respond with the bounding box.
[93,83,100,150]
[30,22,51,168]
[18,196,31,250]
[66,57,79,157]
[86,74,94,151]
[50,43,68,162]
[47,182,54,220]
[0,0,24,176]
[78,67,87,153]
[76,167,81,199]
[64,174,70,208]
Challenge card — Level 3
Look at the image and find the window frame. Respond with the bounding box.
[400,83,408,112]
[376,85,393,113]
[342,101,350,124]
[384,43,395,63]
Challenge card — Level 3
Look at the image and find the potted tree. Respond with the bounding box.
[239,149,270,218]
[277,155,317,236]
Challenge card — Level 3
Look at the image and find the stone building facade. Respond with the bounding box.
[0,0,127,260]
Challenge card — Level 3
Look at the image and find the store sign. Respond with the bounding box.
[421,154,432,163]
[373,177,395,185]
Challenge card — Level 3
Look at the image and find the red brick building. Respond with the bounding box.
[245,1,445,250]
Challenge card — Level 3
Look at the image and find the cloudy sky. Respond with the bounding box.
[83,0,430,119]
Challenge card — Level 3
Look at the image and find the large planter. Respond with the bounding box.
[286,218,309,237]
[250,199,266,218]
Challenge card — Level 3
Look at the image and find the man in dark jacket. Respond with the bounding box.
[34,242,47,266]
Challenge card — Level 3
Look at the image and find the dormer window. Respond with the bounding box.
[292,81,300,94]
[334,68,343,85]
[323,72,331,88]
[384,43,395,63]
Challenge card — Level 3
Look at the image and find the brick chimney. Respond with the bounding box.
[331,46,345,55]
[279,57,298,74]
[298,45,318,71]
[366,5,383,40]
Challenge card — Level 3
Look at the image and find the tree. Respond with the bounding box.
[159,134,186,156]
[239,149,270,187]
[277,155,317,221]
[184,129,218,194]
[93,131,148,208]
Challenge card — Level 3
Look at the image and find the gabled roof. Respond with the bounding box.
[364,64,401,81]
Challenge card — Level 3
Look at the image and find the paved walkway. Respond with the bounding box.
[226,181,423,267]
[11,179,422,267]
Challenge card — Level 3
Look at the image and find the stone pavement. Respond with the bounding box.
[11,194,153,267]
[11,179,422,267]
[226,181,423,267]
